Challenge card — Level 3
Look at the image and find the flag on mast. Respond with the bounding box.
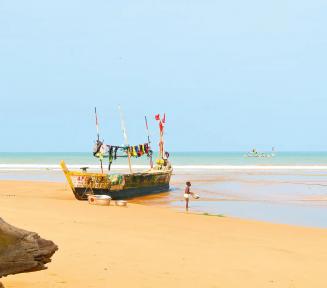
[155,113,166,157]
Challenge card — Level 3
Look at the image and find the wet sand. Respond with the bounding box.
[1,180,327,287]
[133,170,327,227]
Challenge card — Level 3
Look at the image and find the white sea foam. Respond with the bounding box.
[1,164,327,171]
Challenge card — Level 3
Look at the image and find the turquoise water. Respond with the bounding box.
[1,151,327,166]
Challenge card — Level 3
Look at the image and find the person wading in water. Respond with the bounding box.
[184,181,199,211]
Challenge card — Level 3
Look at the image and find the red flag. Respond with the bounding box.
[155,114,160,121]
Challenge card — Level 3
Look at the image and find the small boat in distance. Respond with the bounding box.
[245,147,276,158]
[61,109,172,200]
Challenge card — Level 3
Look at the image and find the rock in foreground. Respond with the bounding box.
[0,218,58,278]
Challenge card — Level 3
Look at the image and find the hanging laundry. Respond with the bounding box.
[132,146,137,157]
[141,144,145,153]
[134,146,140,157]
[108,146,114,171]
[137,146,143,157]
[93,140,103,156]
[138,145,144,156]
[100,143,109,155]
[95,152,104,161]
[114,146,119,160]
[108,146,114,161]
[144,143,149,154]
[128,146,134,157]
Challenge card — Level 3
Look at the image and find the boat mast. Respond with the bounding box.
[158,114,166,159]
[160,127,164,158]
[118,106,133,174]
[94,107,104,173]
[145,115,153,168]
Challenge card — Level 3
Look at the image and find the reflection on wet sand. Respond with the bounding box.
[131,170,327,227]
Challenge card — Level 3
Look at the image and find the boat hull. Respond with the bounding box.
[60,160,172,201]
[74,183,170,200]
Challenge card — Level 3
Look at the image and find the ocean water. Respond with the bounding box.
[1,151,327,168]
[1,152,327,228]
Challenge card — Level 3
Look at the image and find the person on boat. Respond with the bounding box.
[163,151,171,169]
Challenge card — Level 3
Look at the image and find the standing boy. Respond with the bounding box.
[184,181,192,211]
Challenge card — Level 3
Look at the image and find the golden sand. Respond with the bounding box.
[1,180,327,288]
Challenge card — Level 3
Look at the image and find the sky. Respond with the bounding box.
[0,0,326,152]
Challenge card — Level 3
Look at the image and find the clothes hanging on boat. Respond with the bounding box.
[128,146,132,157]
[108,146,112,160]
[94,142,155,171]
[95,152,104,161]
[107,146,121,170]
[99,143,151,159]
[138,145,144,157]
[93,140,103,156]
[133,146,137,157]
[141,144,145,153]
[135,146,143,157]
[108,146,114,171]
[137,149,142,157]
[98,143,109,157]
[114,146,119,160]
[144,143,149,154]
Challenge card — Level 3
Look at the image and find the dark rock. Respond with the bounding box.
[0,218,58,277]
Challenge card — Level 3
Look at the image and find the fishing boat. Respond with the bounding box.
[61,109,172,200]
[244,147,276,158]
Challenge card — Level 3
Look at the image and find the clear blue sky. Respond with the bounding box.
[0,1,326,152]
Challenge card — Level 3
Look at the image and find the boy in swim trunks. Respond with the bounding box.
[184,181,192,211]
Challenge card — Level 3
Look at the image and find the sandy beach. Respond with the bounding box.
[1,180,327,288]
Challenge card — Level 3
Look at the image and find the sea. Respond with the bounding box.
[1,151,327,228]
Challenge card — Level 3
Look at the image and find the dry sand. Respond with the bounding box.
[1,180,327,288]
